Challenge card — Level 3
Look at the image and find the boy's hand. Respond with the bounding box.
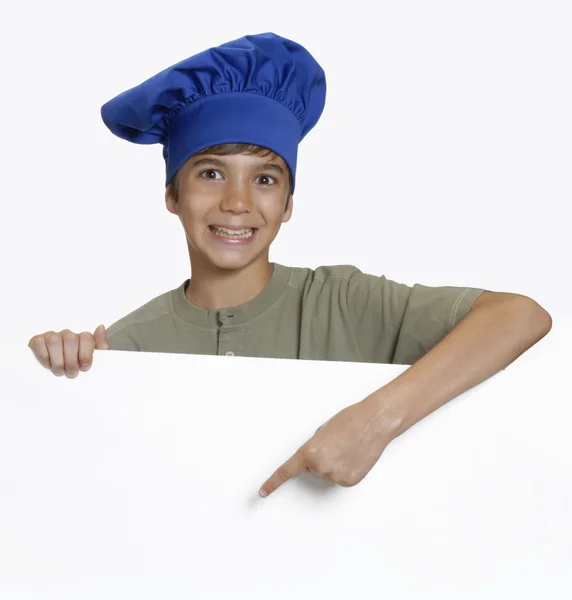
[258,397,395,498]
[28,325,110,378]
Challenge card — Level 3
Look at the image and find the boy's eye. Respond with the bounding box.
[200,169,222,180]
[256,175,276,185]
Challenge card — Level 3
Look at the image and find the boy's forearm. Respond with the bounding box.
[366,294,552,438]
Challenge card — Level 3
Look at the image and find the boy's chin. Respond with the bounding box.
[205,251,263,272]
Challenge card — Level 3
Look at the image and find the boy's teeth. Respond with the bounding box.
[211,225,254,238]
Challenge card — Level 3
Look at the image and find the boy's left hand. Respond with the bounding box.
[258,396,395,498]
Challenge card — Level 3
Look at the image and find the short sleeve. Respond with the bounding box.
[346,270,487,365]
[106,322,141,352]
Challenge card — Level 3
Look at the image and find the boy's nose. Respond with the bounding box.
[220,186,253,213]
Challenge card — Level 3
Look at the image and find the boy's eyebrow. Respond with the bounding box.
[255,162,284,174]
[191,157,284,174]
[191,157,226,168]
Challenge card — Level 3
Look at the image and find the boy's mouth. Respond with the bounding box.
[209,225,257,239]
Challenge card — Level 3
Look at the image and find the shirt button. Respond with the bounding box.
[225,351,235,356]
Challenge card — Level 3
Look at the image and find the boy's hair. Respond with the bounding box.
[171,143,291,210]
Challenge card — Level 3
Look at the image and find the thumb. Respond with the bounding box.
[93,324,111,350]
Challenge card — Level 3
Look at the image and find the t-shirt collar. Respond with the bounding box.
[170,263,291,329]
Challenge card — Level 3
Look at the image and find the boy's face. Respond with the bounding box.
[165,151,293,272]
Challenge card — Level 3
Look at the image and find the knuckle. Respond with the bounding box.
[61,330,78,343]
[309,455,331,474]
[305,445,323,459]
[275,468,291,484]
[28,334,42,347]
[78,333,94,348]
[314,463,332,477]
[45,332,60,345]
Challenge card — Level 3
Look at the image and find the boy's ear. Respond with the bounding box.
[283,194,294,223]
[165,183,178,215]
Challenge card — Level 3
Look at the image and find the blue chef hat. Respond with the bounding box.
[100,32,326,193]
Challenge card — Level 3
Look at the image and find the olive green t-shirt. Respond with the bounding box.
[105,263,487,366]
[107,263,485,365]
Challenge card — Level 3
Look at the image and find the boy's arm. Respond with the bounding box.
[365,291,552,437]
[259,291,551,497]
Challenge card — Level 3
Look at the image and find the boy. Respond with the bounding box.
[28,33,551,497]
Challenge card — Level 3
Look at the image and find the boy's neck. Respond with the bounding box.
[185,259,275,311]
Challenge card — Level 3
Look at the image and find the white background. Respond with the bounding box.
[0,346,571,599]
[0,0,569,342]
[0,1,571,598]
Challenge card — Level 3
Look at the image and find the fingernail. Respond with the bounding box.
[80,363,90,371]
[259,489,268,498]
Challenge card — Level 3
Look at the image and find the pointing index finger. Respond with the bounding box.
[259,451,305,498]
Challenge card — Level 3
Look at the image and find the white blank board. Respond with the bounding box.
[0,329,570,599]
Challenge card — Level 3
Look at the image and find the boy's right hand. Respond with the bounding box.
[28,325,111,378]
